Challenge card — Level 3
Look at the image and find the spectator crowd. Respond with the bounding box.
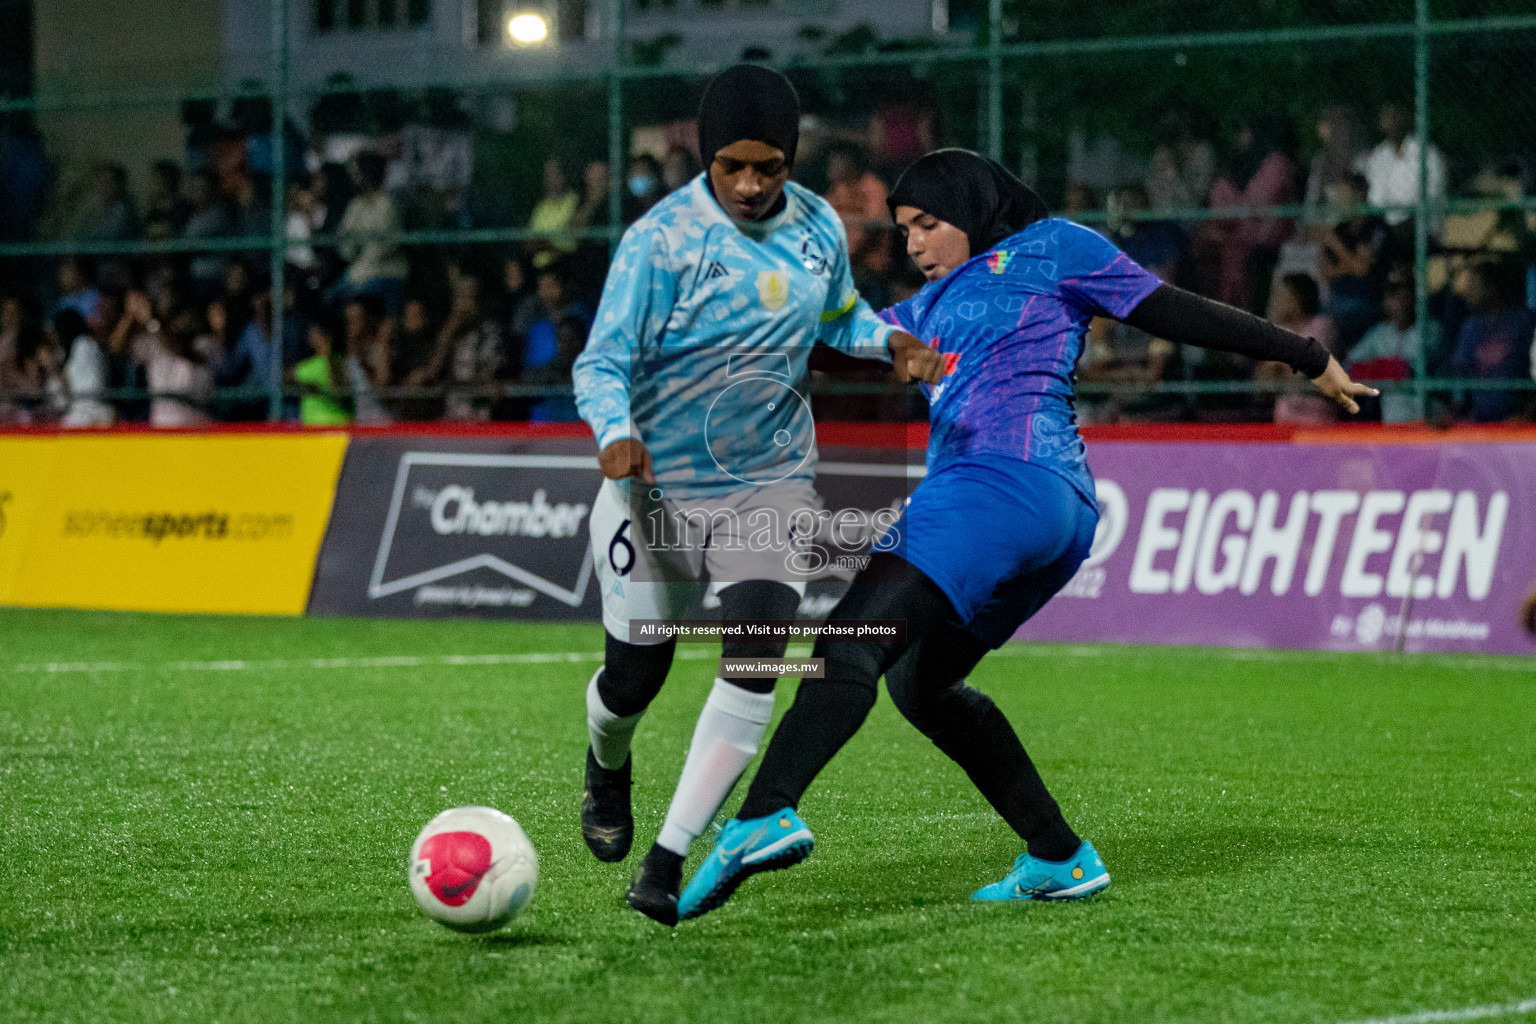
[1,93,1534,429]
[1074,102,1535,425]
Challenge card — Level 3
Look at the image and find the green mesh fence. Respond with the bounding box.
[0,0,1533,425]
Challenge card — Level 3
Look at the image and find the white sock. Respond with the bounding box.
[656,679,776,857]
[587,667,644,771]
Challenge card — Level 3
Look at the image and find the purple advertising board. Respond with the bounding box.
[1014,441,1536,655]
[308,431,1536,655]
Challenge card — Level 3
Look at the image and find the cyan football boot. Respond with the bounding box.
[677,808,813,920]
[970,840,1110,901]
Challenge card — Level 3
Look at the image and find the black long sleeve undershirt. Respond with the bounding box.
[1120,284,1333,380]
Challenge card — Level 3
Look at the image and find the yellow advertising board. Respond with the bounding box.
[0,433,348,615]
[0,438,60,606]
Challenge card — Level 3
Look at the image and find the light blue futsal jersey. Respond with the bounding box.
[573,175,896,498]
[880,218,1162,508]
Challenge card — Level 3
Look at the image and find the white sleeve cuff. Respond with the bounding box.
[870,321,898,363]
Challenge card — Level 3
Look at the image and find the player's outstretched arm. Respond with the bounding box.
[1120,283,1379,414]
[818,290,942,383]
[1309,355,1378,416]
[817,214,941,384]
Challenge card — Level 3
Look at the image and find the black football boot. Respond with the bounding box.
[581,747,634,863]
[625,844,683,926]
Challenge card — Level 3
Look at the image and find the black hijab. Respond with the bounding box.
[887,149,1049,254]
[696,64,801,171]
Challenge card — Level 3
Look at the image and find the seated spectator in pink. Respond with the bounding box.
[1199,113,1299,311]
[1257,272,1337,424]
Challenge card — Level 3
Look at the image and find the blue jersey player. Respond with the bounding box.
[571,65,941,925]
[679,149,1375,919]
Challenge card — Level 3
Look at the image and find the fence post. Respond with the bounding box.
[607,0,626,256]
[986,0,1003,162]
[1412,0,1430,404]
[268,0,289,422]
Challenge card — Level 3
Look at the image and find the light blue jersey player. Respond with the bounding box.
[570,64,940,925]
[576,180,891,499]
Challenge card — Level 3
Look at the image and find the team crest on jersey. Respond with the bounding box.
[924,337,960,403]
[757,270,790,312]
[799,236,829,275]
[930,337,960,375]
[987,251,1012,275]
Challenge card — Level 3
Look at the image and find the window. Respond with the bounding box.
[475,0,498,44]
[556,0,588,39]
[311,0,431,32]
[0,0,33,101]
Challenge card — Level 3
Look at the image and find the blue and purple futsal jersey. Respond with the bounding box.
[880,218,1161,506]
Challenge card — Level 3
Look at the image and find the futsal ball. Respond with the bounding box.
[409,806,538,933]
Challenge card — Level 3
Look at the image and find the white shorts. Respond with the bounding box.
[590,477,818,644]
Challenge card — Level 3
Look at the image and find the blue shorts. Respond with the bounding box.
[877,454,1098,649]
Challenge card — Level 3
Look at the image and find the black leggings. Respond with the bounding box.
[737,553,1080,861]
[596,579,802,716]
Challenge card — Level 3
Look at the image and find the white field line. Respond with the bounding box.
[1337,996,1536,1024]
[6,641,1534,676]
[6,645,742,676]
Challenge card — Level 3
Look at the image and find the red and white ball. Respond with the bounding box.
[409,806,538,933]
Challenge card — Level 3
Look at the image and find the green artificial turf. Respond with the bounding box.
[1,608,1534,1024]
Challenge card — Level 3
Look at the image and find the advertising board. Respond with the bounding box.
[0,434,348,615]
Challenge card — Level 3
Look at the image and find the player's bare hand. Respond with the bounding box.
[1311,356,1378,416]
[1520,585,1536,637]
[888,332,946,384]
[599,438,655,483]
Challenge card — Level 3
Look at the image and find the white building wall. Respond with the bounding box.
[223,0,943,97]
